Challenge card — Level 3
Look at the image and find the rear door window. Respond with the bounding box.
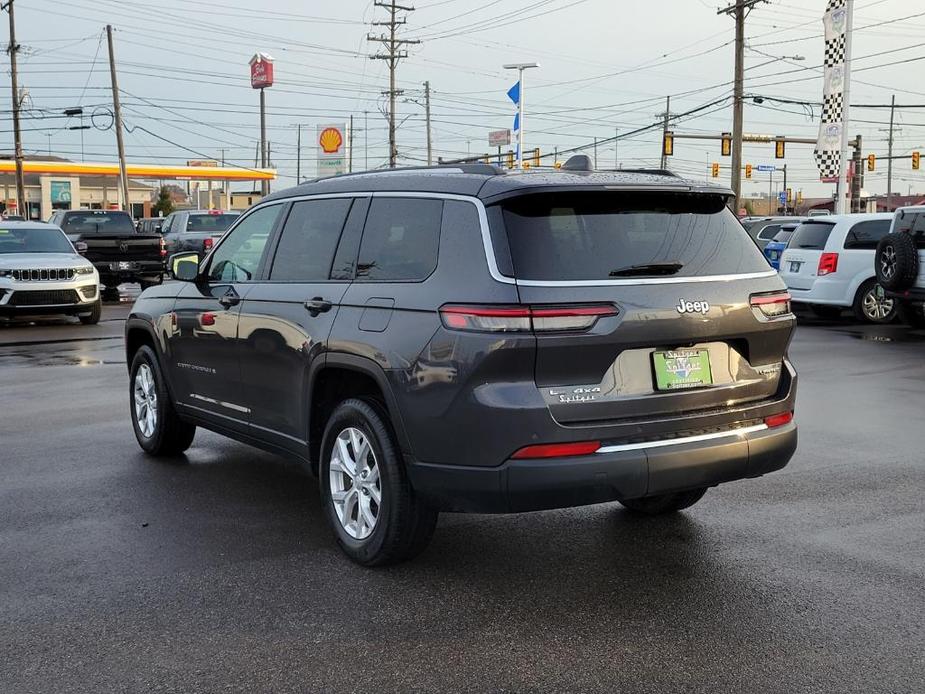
[356,197,443,281]
[789,221,835,250]
[269,198,352,281]
[757,224,781,240]
[898,212,925,250]
[771,230,794,244]
[843,219,891,250]
[497,191,768,281]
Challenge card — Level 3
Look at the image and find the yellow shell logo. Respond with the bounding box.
[319,127,343,154]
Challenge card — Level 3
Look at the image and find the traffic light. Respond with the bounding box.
[787,188,793,203]
[913,151,921,170]
[745,163,752,179]
[663,131,674,157]
[711,162,720,178]
[506,151,515,169]
[554,161,562,169]
[721,132,731,157]
[797,190,803,204]
[867,154,876,172]
[775,139,785,159]
[532,147,540,167]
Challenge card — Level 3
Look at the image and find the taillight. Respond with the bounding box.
[203,237,214,251]
[439,304,617,333]
[511,440,601,459]
[159,236,167,258]
[764,411,793,428]
[750,291,792,319]
[817,252,838,275]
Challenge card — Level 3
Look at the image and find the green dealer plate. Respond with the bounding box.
[652,349,713,391]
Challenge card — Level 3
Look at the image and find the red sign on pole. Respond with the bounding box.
[249,53,274,90]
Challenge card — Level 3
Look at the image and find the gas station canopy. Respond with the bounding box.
[0,160,276,181]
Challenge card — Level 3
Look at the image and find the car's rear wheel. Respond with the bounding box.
[853,279,897,323]
[78,299,101,325]
[619,487,708,515]
[319,398,437,566]
[129,345,196,456]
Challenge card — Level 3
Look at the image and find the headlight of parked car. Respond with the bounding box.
[74,266,95,276]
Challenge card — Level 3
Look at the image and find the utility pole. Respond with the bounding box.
[719,0,765,212]
[658,95,672,169]
[296,123,301,182]
[886,94,895,210]
[782,163,787,213]
[106,25,130,213]
[368,0,420,168]
[850,134,863,213]
[349,114,354,173]
[593,137,598,169]
[424,80,433,166]
[615,128,619,169]
[364,111,369,170]
[4,0,25,214]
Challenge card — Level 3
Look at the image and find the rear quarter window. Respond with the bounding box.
[497,191,769,281]
[896,211,925,250]
[789,221,835,250]
[356,198,443,281]
[843,219,891,250]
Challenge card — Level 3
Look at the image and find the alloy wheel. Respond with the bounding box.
[133,363,158,438]
[863,284,894,321]
[329,427,382,540]
[880,245,897,282]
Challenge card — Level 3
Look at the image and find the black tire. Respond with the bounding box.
[853,278,898,324]
[139,275,163,290]
[875,232,918,290]
[810,304,842,319]
[319,398,437,566]
[619,487,708,515]
[78,299,102,325]
[898,301,925,328]
[129,345,196,456]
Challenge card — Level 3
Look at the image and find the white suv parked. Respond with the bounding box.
[874,205,925,326]
[778,213,896,323]
[0,222,101,324]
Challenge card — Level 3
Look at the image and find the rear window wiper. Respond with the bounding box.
[609,261,684,277]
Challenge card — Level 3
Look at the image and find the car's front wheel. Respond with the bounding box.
[319,398,437,566]
[619,488,708,515]
[78,299,101,325]
[854,279,897,323]
[129,345,196,456]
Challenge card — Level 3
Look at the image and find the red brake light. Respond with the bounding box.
[208,209,223,215]
[818,252,838,276]
[764,411,793,428]
[203,237,214,251]
[511,441,601,459]
[200,312,216,327]
[439,304,617,333]
[750,291,792,319]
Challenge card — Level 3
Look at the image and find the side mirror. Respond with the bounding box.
[169,252,202,282]
[74,241,88,255]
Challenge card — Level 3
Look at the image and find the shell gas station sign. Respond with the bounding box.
[317,123,349,176]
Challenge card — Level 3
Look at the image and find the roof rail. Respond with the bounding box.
[611,168,680,178]
[302,163,504,183]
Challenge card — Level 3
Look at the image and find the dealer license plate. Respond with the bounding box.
[652,349,713,391]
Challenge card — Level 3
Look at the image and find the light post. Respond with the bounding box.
[503,62,538,169]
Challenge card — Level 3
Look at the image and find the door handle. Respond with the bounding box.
[218,291,240,308]
[304,297,333,316]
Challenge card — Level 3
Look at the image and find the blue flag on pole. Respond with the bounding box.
[507,81,520,105]
[512,112,520,132]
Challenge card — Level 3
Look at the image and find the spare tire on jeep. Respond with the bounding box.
[875,232,918,290]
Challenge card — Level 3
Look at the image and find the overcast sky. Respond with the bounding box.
[7,0,925,198]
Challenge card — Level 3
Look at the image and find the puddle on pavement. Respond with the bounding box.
[838,328,925,343]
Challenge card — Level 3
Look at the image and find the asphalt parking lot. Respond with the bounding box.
[1,291,923,693]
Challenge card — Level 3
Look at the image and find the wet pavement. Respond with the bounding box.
[1,296,923,693]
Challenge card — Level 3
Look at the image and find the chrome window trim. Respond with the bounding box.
[243,191,778,287]
[595,423,769,454]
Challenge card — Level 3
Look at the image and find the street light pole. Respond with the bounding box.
[503,62,539,169]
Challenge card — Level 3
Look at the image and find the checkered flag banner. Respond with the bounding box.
[814,0,849,180]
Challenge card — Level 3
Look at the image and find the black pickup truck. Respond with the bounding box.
[48,210,164,290]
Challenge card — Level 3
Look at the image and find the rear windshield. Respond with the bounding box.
[60,211,134,234]
[772,230,794,243]
[789,221,835,250]
[187,213,239,232]
[498,191,768,281]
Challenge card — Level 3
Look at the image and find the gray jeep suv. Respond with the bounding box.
[124,160,798,566]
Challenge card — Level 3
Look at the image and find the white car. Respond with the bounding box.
[778,213,896,323]
[0,222,101,324]
[873,205,925,326]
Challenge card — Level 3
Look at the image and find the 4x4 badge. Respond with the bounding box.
[677,299,710,314]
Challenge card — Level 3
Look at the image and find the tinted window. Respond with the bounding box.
[186,213,240,232]
[499,191,768,281]
[843,219,891,250]
[60,211,134,234]
[897,211,925,250]
[270,199,352,281]
[757,224,782,240]
[771,230,794,244]
[0,226,74,254]
[789,221,835,250]
[356,198,443,281]
[207,205,281,282]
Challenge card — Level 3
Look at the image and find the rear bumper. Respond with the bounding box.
[885,286,925,304]
[787,283,851,307]
[409,421,797,513]
[93,260,164,278]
